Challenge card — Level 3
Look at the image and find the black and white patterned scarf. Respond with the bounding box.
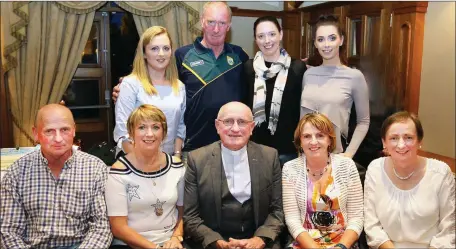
[252,48,291,135]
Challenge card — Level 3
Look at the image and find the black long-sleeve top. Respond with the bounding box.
[244,58,306,155]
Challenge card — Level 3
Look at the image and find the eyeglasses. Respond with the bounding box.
[206,20,228,28]
[217,118,253,128]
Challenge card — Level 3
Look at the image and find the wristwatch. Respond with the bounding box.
[172,235,183,242]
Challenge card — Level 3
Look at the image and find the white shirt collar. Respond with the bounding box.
[221,144,247,156]
[220,143,251,203]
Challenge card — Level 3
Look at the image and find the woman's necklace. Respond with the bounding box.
[392,165,415,180]
[391,158,416,180]
[135,153,166,216]
[306,156,331,177]
[307,165,327,177]
[150,158,166,216]
[135,153,163,185]
[151,159,163,186]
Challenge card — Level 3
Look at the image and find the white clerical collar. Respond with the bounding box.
[221,144,247,156]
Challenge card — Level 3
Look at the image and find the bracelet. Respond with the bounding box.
[173,151,181,155]
[335,243,348,249]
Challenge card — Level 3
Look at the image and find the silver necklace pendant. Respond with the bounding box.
[393,166,415,180]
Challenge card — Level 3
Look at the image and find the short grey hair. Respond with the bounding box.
[201,1,232,21]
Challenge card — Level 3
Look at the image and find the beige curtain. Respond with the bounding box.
[1,2,29,74]
[1,2,100,146]
[115,1,204,48]
[0,1,202,146]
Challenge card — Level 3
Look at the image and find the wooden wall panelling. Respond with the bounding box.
[334,6,348,30]
[230,7,283,18]
[418,150,456,173]
[334,6,348,61]
[301,12,311,59]
[390,14,411,110]
[347,1,384,16]
[371,3,393,113]
[284,1,304,11]
[282,12,302,59]
[310,5,338,22]
[345,13,363,67]
[390,2,428,114]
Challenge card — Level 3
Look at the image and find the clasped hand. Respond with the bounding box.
[162,237,183,249]
[216,237,265,249]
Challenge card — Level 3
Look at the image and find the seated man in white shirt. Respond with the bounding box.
[183,101,284,249]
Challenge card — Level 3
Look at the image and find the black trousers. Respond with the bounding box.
[183,238,283,249]
[110,245,133,249]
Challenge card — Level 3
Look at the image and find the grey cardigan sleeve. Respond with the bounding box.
[345,70,370,156]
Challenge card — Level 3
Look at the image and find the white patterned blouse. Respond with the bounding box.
[364,157,455,249]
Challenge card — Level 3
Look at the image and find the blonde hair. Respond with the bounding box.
[130,26,179,95]
[127,104,168,140]
[293,113,337,154]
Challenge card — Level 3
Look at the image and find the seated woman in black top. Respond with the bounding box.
[244,16,306,166]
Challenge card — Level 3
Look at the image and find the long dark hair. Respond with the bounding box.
[313,14,348,65]
[253,16,282,37]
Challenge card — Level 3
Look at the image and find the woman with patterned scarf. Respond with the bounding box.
[244,16,307,166]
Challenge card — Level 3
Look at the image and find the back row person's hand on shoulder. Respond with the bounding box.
[112,77,123,103]
[301,57,312,69]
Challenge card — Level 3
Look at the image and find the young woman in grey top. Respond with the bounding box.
[301,15,370,158]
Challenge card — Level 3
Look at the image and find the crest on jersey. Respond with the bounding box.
[227,56,234,66]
